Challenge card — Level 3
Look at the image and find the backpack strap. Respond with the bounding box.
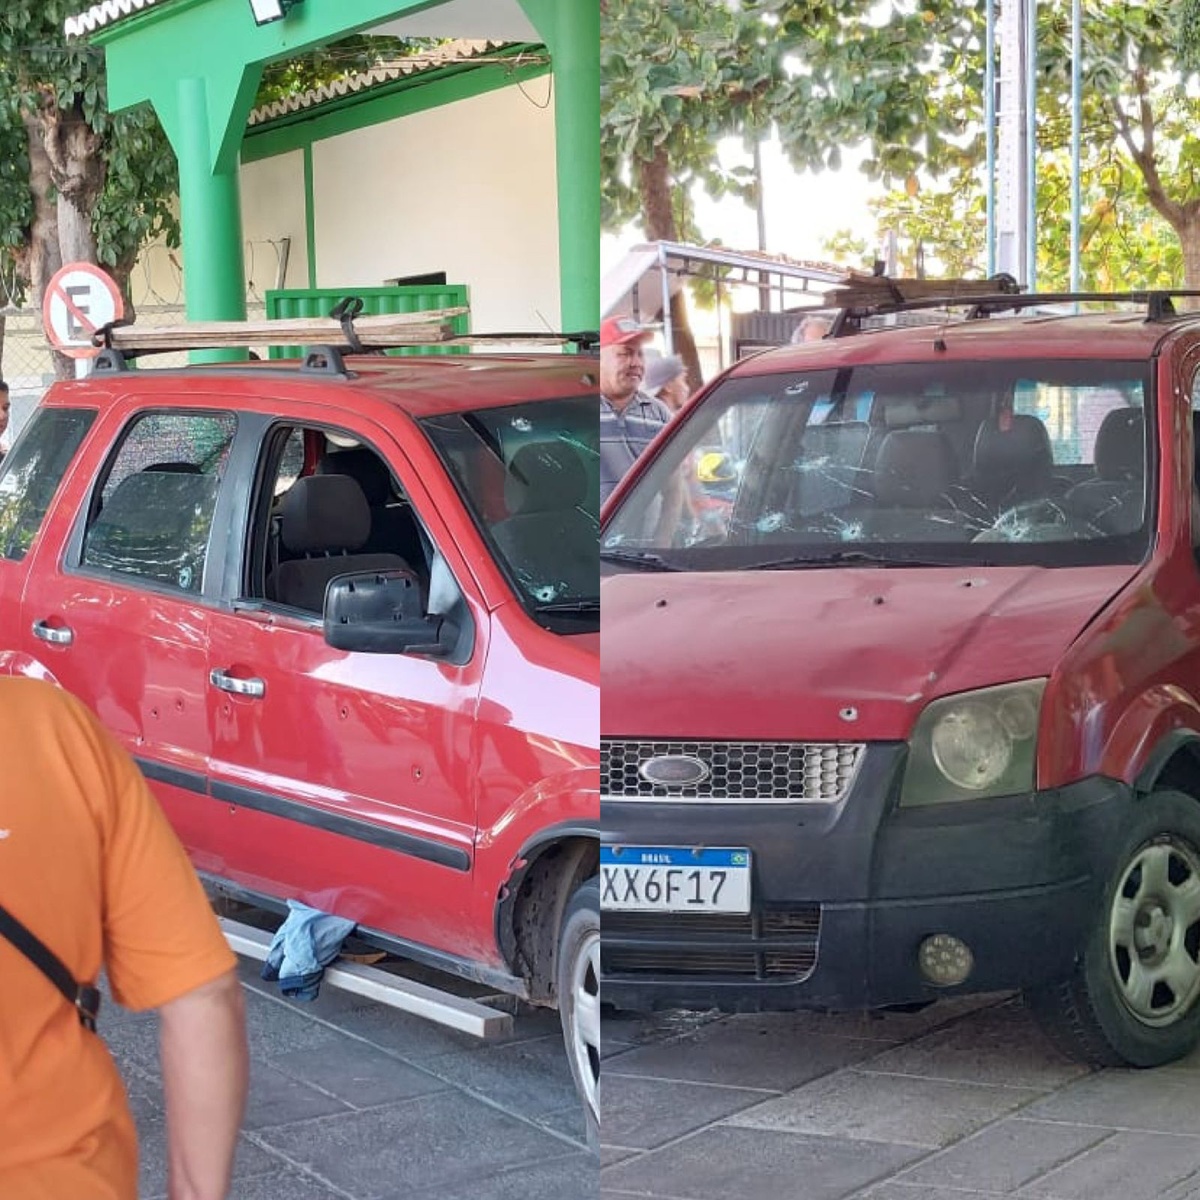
[0,901,100,1031]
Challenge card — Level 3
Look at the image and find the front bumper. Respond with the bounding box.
[601,745,1133,1012]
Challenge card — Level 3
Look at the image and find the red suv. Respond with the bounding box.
[601,290,1200,1069]
[0,331,599,1129]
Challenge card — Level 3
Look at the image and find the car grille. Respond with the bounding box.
[602,907,820,981]
[602,739,863,802]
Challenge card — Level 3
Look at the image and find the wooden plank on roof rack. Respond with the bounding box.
[444,335,587,347]
[104,308,471,352]
[822,277,1017,309]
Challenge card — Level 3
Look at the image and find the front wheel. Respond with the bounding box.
[1026,790,1200,1067]
[557,878,600,1147]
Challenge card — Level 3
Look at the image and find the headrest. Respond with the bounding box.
[280,474,371,554]
[317,446,393,507]
[505,443,587,515]
[973,414,1053,492]
[141,461,201,474]
[873,429,958,508]
[1094,408,1144,482]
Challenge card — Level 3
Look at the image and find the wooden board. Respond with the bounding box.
[822,277,1020,309]
[104,308,470,352]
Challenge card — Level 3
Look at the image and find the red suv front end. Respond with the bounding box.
[601,305,1200,1069]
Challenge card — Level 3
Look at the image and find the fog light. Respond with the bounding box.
[918,934,974,987]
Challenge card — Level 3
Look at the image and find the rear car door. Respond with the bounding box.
[17,402,237,860]
[203,403,491,960]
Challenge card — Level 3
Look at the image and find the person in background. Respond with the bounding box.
[791,314,833,344]
[599,316,672,504]
[0,380,10,460]
[643,351,690,417]
[0,678,248,1200]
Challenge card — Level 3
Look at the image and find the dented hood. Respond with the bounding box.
[601,565,1135,741]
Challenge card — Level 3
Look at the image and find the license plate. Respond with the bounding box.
[600,846,751,914]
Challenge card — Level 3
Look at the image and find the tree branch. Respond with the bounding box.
[1113,68,1185,228]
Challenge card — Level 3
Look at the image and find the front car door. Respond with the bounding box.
[203,400,491,964]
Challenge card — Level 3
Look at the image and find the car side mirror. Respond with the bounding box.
[324,569,451,657]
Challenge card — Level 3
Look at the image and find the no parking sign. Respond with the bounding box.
[42,262,125,359]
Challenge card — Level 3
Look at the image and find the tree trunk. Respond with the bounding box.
[23,113,61,309]
[636,147,705,391]
[111,251,138,327]
[21,114,72,379]
[29,96,106,379]
[1180,216,1200,293]
[57,193,97,265]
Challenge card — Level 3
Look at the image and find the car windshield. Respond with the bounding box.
[602,358,1153,572]
[422,395,598,631]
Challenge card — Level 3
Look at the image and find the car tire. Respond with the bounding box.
[1026,789,1200,1067]
[557,878,600,1149]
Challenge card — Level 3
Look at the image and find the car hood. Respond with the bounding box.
[601,565,1135,741]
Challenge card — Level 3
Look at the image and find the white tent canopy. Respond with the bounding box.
[602,241,849,343]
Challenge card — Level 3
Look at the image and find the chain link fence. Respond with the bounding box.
[0,301,268,445]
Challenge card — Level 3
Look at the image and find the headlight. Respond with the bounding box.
[930,702,1012,791]
[900,680,1047,807]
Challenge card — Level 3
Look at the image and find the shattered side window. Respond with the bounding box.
[0,407,97,561]
[79,410,236,593]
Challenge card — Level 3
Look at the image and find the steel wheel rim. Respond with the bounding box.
[1108,836,1200,1027]
[570,924,600,1122]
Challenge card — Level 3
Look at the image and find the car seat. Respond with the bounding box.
[267,474,414,613]
[84,469,219,590]
[865,428,966,541]
[491,442,597,601]
[966,414,1057,515]
[1064,408,1145,534]
[315,446,425,567]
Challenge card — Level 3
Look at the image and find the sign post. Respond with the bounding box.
[42,263,125,376]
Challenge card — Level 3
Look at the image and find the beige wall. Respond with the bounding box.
[130,79,561,334]
[307,80,560,332]
[239,150,310,298]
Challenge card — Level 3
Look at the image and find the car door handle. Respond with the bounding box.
[32,620,74,646]
[209,669,265,699]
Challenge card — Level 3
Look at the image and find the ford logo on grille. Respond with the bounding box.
[638,755,710,787]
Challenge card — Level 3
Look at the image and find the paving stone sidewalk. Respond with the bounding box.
[602,994,1200,1200]
[106,960,596,1200]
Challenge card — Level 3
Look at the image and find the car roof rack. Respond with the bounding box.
[821,275,1200,336]
[89,300,598,369]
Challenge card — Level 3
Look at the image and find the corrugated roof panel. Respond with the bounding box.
[64,0,165,38]
[247,39,529,125]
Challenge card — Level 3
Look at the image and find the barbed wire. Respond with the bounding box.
[0,299,268,443]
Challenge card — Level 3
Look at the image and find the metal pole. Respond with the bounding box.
[541,0,601,331]
[1025,0,1038,290]
[985,0,997,276]
[658,241,674,355]
[753,140,770,312]
[1070,0,1082,292]
[996,0,1029,281]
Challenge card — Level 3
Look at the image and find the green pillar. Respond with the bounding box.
[178,78,247,326]
[520,0,600,333]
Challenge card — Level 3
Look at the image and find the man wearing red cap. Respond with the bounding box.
[599,316,673,504]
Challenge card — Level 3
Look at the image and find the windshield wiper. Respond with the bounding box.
[600,548,684,572]
[532,599,600,614]
[743,549,986,570]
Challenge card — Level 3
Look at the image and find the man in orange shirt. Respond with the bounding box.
[0,678,248,1200]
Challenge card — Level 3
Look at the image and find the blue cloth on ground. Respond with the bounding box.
[261,900,357,1001]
